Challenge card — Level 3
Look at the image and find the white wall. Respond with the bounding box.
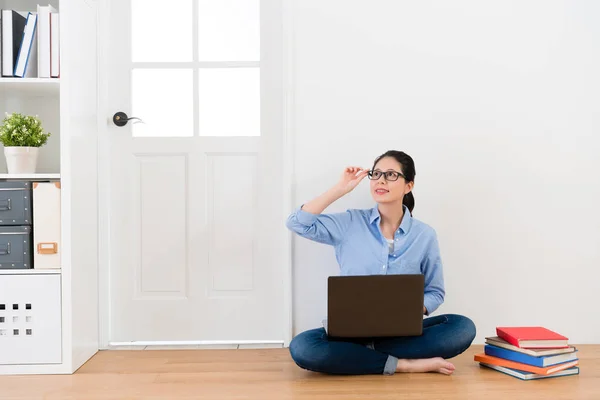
[290,0,600,344]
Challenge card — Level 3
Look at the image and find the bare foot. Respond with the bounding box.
[396,357,456,375]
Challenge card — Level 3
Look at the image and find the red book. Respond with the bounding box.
[496,327,569,348]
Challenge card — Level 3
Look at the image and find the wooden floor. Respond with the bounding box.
[0,345,598,400]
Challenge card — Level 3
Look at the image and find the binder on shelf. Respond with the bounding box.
[1,10,27,77]
[32,182,61,269]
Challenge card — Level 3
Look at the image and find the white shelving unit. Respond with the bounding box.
[0,0,100,375]
[0,78,59,84]
[0,269,61,275]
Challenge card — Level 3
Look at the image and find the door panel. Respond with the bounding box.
[208,153,257,292]
[136,154,187,294]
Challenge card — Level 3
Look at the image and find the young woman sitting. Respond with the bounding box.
[286,150,476,375]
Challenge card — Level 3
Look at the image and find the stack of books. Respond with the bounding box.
[474,326,580,380]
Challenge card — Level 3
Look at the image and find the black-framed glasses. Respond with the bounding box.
[367,169,405,182]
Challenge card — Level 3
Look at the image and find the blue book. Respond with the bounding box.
[14,12,38,78]
[485,344,578,367]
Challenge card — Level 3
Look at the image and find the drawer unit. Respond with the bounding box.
[0,274,62,365]
[0,226,32,270]
[0,182,32,226]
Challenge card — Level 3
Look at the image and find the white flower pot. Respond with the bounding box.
[4,146,39,174]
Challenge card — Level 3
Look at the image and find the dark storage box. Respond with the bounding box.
[0,225,32,269]
[0,181,32,225]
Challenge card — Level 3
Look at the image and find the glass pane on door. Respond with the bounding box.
[198,0,260,61]
[198,68,260,136]
[132,0,193,62]
[128,1,261,138]
[132,69,194,137]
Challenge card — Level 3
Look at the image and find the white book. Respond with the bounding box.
[36,4,57,78]
[1,10,12,76]
[14,12,38,78]
[50,12,59,77]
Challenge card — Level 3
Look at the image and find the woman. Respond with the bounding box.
[285,150,476,376]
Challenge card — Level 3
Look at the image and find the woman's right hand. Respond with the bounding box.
[299,166,369,215]
[336,166,369,195]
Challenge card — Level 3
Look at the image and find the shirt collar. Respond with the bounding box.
[369,205,413,234]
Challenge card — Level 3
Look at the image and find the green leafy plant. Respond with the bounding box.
[0,112,51,147]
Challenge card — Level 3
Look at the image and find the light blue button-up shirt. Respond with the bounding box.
[286,204,445,315]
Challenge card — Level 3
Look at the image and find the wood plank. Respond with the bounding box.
[0,345,597,399]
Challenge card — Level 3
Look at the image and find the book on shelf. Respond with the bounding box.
[1,10,27,77]
[475,326,579,380]
[0,5,60,79]
[50,12,59,77]
[37,4,57,78]
[14,13,38,78]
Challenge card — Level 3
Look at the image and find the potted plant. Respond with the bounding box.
[0,112,51,174]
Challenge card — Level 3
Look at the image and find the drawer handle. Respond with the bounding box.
[0,242,10,255]
[0,199,11,211]
[37,242,58,254]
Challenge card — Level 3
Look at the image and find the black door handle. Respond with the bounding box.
[113,112,144,127]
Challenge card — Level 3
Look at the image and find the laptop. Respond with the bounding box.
[326,274,425,338]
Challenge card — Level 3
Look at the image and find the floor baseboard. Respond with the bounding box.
[104,341,285,351]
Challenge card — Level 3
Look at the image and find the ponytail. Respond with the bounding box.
[403,191,415,215]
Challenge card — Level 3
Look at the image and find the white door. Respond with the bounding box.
[101,0,289,344]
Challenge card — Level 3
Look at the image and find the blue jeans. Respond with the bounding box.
[289,314,476,375]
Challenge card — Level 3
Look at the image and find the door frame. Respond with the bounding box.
[96,0,295,349]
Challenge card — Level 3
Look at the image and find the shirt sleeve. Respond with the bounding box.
[285,206,353,246]
[422,230,446,315]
